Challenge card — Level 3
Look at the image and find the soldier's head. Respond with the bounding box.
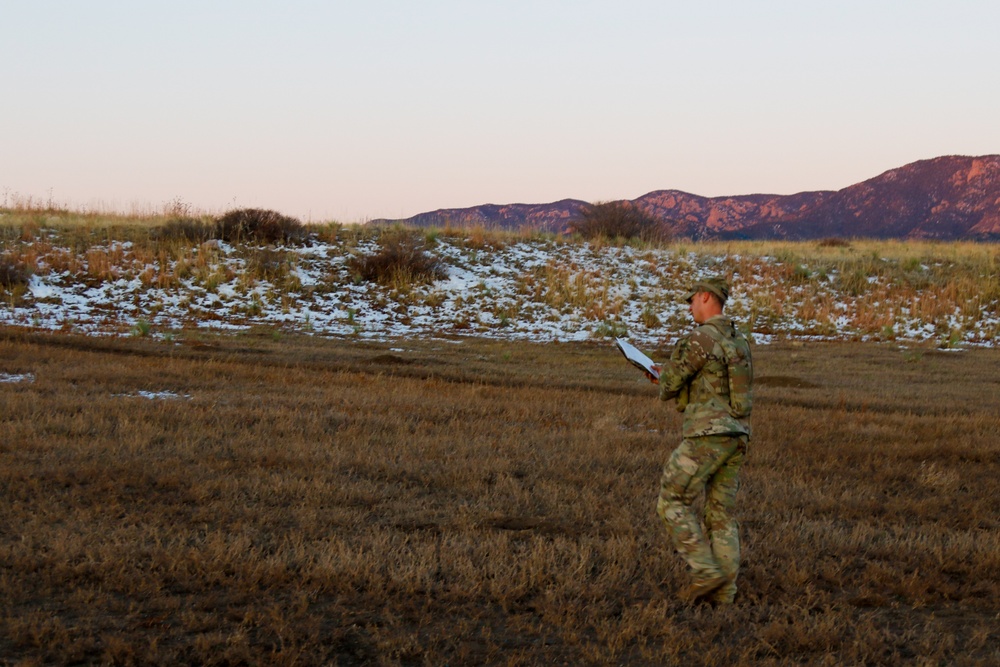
[684,277,728,323]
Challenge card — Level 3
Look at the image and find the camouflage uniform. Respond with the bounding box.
[656,311,752,604]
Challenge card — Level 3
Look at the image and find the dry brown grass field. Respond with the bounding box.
[1,328,998,665]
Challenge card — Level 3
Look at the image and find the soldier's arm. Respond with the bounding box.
[657,331,711,401]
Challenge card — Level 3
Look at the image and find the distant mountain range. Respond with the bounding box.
[378,155,1000,240]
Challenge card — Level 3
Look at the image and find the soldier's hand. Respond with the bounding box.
[646,365,660,384]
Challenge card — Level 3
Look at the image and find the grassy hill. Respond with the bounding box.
[1,206,998,348]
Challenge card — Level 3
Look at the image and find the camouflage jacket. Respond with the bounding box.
[658,315,753,438]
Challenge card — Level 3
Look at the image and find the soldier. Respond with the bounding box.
[646,277,753,605]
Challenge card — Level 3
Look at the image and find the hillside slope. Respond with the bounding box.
[381,155,1000,240]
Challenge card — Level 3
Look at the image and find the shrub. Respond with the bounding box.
[153,218,213,243]
[789,264,812,284]
[131,319,151,337]
[0,255,32,289]
[214,208,305,245]
[594,319,629,338]
[568,201,671,243]
[818,237,852,248]
[640,306,661,329]
[347,232,447,287]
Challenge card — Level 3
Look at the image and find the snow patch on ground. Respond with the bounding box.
[0,373,35,384]
[2,237,997,348]
[112,390,192,400]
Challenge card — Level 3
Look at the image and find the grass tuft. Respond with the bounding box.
[347,231,447,287]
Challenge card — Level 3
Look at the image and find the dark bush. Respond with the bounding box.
[153,217,213,243]
[818,237,852,248]
[0,256,32,289]
[568,201,671,243]
[214,208,305,245]
[347,232,447,287]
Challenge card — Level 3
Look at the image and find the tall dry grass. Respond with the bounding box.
[516,260,628,320]
[0,330,997,664]
[692,239,1000,342]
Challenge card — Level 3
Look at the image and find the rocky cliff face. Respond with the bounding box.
[632,189,833,239]
[382,155,1000,240]
[732,155,1000,240]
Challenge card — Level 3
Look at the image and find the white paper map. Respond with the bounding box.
[615,338,659,379]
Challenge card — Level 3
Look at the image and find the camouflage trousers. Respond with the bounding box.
[656,434,747,603]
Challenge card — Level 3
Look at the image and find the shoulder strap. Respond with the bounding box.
[697,320,730,355]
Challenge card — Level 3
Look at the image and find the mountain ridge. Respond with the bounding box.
[377,155,1000,240]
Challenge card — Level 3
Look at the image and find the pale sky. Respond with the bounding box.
[2,1,998,222]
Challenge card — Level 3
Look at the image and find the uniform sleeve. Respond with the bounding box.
[658,329,713,401]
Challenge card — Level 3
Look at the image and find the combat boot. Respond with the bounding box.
[708,576,737,605]
[678,571,728,604]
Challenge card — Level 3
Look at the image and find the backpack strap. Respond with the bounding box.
[699,319,753,418]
